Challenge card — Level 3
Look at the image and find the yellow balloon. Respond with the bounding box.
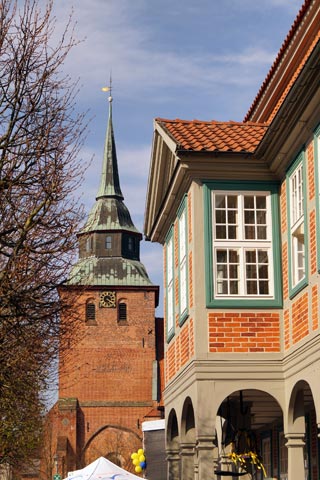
[137,449,144,456]
[132,453,138,459]
[133,459,139,466]
[135,466,142,473]
[139,455,145,462]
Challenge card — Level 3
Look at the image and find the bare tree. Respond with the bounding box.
[0,0,87,468]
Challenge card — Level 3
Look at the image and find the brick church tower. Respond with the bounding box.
[49,94,160,477]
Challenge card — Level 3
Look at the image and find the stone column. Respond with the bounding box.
[166,448,180,480]
[285,433,305,480]
[196,436,215,480]
[180,442,195,480]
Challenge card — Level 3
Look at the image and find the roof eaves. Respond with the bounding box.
[244,0,312,122]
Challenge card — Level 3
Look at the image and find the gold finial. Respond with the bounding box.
[102,73,113,102]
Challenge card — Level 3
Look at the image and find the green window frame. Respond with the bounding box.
[314,124,320,272]
[286,151,308,298]
[165,227,175,341]
[204,180,282,308]
[177,196,189,325]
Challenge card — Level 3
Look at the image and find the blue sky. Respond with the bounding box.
[53,0,303,316]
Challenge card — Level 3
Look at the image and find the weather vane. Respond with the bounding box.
[102,73,113,102]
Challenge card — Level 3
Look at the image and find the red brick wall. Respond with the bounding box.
[163,191,194,384]
[55,288,158,469]
[280,135,318,350]
[208,312,280,353]
[291,292,309,344]
[309,209,317,275]
[307,141,315,201]
[60,290,156,403]
[284,309,290,351]
[312,284,319,331]
[280,181,287,234]
[165,318,194,382]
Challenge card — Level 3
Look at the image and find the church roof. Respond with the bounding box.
[96,98,124,200]
[81,198,140,234]
[81,96,139,234]
[155,118,268,153]
[67,256,153,286]
[68,95,154,288]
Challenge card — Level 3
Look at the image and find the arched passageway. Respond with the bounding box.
[214,389,283,480]
[286,380,318,480]
[167,409,180,480]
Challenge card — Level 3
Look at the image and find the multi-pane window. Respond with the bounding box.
[178,207,188,319]
[166,234,174,337]
[105,235,112,249]
[288,159,305,289]
[212,191,273,298]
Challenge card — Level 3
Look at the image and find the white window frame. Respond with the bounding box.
[166,233,174,339]
[178,206,188,320]
[289,162,305,288]
[212,190,274,299]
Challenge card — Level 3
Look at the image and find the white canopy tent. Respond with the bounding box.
[66,456,146,480]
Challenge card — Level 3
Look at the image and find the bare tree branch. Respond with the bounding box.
[0,0,88,467]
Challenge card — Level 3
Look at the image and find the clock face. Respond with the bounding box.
[100,291,116,308]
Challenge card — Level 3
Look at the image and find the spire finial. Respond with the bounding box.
[102,72,113,102]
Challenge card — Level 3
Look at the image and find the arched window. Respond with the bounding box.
[118,302,127,323]
[105,235,112,250]
[86,301,96,323]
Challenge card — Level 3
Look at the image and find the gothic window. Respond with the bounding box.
[85,300,96,323]
[118,302,127,323]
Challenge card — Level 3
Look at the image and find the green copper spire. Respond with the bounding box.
[96,96,123,200]
[81,95,139,234]
[67,91,155,288]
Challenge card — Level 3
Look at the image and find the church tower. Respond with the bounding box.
[52,94,160,475]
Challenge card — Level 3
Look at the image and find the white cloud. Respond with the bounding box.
[51,0,280,104]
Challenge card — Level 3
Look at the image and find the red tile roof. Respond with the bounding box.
[244,0,317,122]
[156,118,268,153]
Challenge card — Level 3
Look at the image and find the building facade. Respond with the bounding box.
[46,95,164,479]
[144,1,320,479]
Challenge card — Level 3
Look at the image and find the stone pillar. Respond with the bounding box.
[196,436,215,480]
[180,442,195,480]
[166,448,180,480]
[285,433,305,480]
